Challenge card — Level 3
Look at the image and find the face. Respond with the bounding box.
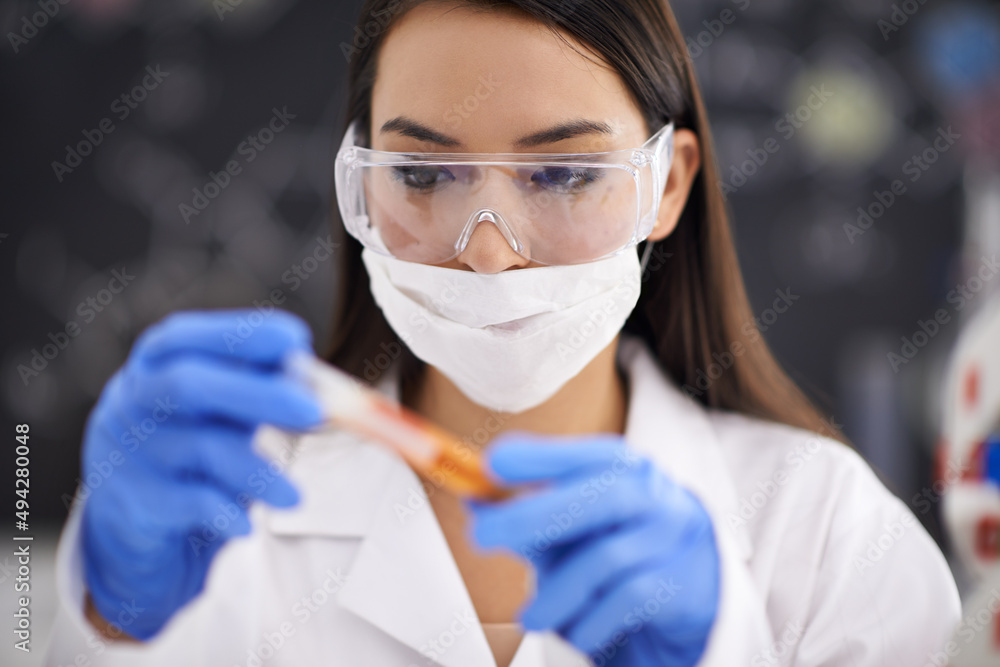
[369,1,691,273]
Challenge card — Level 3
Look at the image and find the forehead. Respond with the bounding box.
[371,2,645,151]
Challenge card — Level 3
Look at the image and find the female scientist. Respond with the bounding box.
[45,0,961,666]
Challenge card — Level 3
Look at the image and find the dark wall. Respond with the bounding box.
[2,0,996,557]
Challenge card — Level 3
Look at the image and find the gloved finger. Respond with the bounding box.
[126,422,300,508]
[514,534,578,571]
[118,355,322,430]
[468,460,699,552]
[94,469,258,540]
[484,432,641,485]
[520,517,679,631]
[130,309,313,368]
[562,566,699,657]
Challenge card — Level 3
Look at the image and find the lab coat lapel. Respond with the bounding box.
[617,335,754,562]
[334,452,497,667]
[263,367,496,666]
[262,428,399,537]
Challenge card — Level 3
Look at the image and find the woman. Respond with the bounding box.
[45,1,961,666]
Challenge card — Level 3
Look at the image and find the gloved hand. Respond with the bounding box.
[464,432,720,667]
[79,309,322,640]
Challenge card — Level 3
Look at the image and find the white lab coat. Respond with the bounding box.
[43,334,961,666]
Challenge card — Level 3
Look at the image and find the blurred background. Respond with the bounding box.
[1,0,999,662]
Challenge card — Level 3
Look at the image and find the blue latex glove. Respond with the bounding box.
[465,432,720,667]
[984,432,1000,486]
[79,309,322,640]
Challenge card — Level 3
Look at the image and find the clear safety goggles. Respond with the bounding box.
[334,118,675,266]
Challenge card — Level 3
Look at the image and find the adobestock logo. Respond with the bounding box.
[7,0,71,54]
[878,0,930,41]
[222,299,287,354]
[719,85,835,200]
[517,448,641,563]
[556,277,639,361]
[845,126,960,244]
[51,66,170,182]
[888,254,999,373]
[681,287,800,399]
[852,512,918,573]
[179,107,297,224]
[751,620,804,667]
[17,267,136,386]
[362,340,404,381]
[339,0,403,63]
[60,394,178,511]
[443,74,502,130]
[683,0,751,60]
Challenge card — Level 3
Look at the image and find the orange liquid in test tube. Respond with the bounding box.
[285,351,511,501]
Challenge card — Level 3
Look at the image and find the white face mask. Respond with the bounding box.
[360,248,642,413]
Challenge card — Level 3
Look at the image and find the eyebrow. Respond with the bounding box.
[379,116,615,149]
[380,117,461,147]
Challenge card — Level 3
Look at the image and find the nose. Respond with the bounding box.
[455,211,530,274]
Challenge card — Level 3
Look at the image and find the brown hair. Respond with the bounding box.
[324,0,842,441]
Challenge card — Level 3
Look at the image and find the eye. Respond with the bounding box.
[391,165,456,191]
[531,166,603,193]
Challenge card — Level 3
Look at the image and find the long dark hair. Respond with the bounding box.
[324,0,841,441]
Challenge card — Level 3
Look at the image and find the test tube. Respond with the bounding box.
[284,350,511,501]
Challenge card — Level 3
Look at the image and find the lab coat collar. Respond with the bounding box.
[264,333,753,665]
[616,335,754,561]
